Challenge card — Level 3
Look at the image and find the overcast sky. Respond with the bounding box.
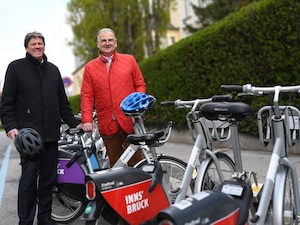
[0,0,76,88]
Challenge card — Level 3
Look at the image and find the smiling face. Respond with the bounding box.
[96,30,117,57]
[26,37,45,61]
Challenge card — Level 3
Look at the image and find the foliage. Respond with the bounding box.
[69,94,81,114]
[138,0,300,134]
[68,0,300,136]
[66,0,175,63]
[184,0,257,32]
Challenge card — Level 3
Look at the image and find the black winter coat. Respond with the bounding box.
[0,52,79,142]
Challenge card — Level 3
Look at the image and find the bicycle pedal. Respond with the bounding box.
[251,183,263,198]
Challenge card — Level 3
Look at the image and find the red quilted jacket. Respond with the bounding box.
[81,52,146,136]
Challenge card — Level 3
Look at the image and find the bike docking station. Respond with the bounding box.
[83,164,170,224]
[156,190,240,225]
[156,179,253,225]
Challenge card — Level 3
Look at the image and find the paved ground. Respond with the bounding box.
[1,130,300,224]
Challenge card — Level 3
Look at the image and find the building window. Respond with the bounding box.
[184,0,191,16]
[199,0,213,8]
[170,36,176,45]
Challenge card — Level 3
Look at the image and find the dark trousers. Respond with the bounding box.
[103,127,143,167]
[18,141,58,225]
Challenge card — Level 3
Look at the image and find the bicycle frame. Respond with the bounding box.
[112,113,150,168]
[157,99,256,225]
[222,84,300,225]
[112,112,173,168]
[161,96,234,203]
[250,105,300,224]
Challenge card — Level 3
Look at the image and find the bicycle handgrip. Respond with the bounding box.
[160,101,175,106]
[221,85,244,93]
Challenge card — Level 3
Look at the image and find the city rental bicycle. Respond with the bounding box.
[157,94,255,225]
[160,94,236,203]
[220,84,300,225]
[52,126,107,223]
[82,92,188,224]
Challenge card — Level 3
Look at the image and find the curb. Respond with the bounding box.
[169,129,300,155]
[2,130,299,155]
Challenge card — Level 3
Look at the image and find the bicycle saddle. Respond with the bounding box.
[200,102,254,121]
[126,130,164,145]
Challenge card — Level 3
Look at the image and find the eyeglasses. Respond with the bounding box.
[99,39,115,44]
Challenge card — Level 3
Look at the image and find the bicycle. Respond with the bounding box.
[163,84,300,224]
[52,94,186,224]
[160,94,236,203]
[52,126,108,224]
[79,92,189,224]
[221,84,300,224]
[157,92,256,225]
[82,93,252,225]
[51,110,110,223]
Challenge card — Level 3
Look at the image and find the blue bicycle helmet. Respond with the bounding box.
[120,92,151,114]
[14,128,45,160]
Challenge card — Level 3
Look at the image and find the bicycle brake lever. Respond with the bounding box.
[164,121,173,137]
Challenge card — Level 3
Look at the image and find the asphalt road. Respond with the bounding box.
[1,130,300,225]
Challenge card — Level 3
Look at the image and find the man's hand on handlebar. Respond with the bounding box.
[82,122,94,132]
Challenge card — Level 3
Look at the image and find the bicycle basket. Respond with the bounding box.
[186,111,231,142]
[203,119,231,142]
[258,105,300,147]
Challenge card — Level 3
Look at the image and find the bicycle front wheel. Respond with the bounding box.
[197,151,235,191]
[136,155,190,203]
[273,166,297,225]
[51,184,87,224]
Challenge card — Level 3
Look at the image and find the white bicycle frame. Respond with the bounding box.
[239,85,300,225]
[162,98,232,203]
[112,114,172,168]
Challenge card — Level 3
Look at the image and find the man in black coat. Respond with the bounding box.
[0,31,81,225]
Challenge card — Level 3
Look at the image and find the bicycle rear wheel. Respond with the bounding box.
[51,184,87,224]
[198,151,235,191]
[136,155,190,203]
[273,166,297,225]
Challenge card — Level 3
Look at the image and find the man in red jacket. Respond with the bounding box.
[81,28,146,166]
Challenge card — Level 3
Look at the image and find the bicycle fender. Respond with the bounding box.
[85,167,152,192]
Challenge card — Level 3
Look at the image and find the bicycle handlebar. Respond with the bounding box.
[160,101,176,106]
[222,84,300,95]
[160,94,233,109]
[222,83,300,120]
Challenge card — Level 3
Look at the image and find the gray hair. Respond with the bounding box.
[97,28,116,41]
[24,31,45,48]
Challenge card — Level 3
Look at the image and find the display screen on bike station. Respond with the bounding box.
[221,184,243,197]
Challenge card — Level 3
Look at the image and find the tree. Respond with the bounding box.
[184,0,257,33]
[66,0,175,63]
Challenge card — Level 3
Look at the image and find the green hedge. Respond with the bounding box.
[138,0,300,134]
[70,0,300,136]
[69,94,81,114]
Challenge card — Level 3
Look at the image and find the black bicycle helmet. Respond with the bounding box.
[120,92,151,115]
[14,128,45,160]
